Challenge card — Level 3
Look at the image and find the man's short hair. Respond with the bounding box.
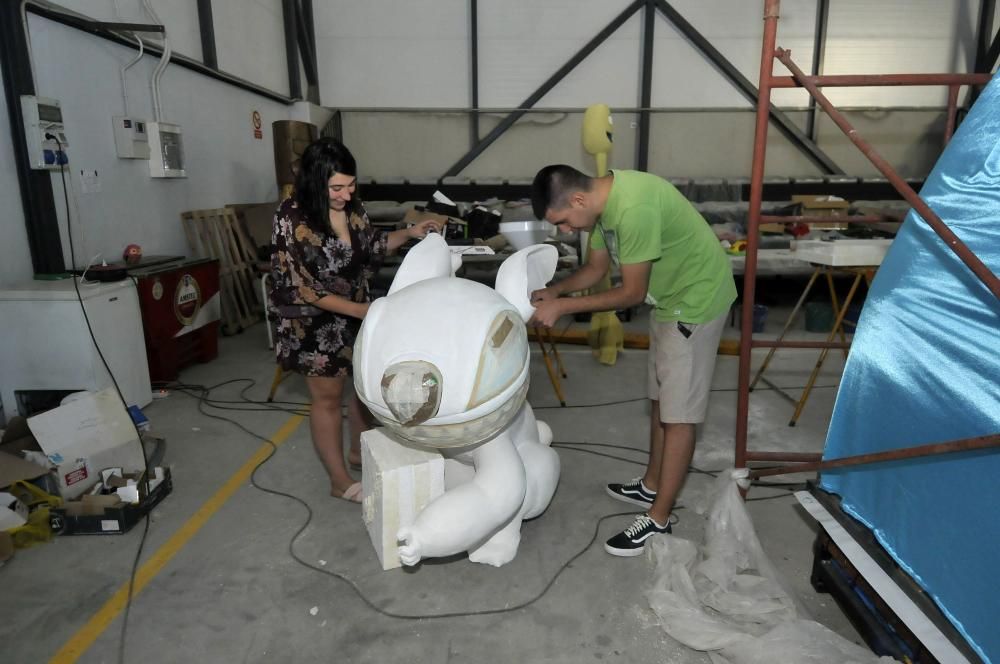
[531,165,592,220]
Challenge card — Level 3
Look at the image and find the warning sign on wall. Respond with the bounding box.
[252,110,262,140]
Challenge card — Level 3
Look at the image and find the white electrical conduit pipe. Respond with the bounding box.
[111,0,144,118]
[120,35,144,117]
[142,0,170,122]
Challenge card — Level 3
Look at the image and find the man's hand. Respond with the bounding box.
[530,286,560,304]
[529,298,566,328]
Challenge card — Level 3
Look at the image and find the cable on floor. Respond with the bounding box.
[532,383,840,410]
[52,137,151,664]
[169,389,663,619]
[151,375,811,626]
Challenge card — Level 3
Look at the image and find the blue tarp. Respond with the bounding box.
[820,78,1000,663]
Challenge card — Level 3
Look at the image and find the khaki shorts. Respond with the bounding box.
[647,310,727,424]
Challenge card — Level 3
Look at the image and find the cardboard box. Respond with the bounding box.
[0,450,50,490]
[50,466,172,535]
[26,389,146,499]
[0,531,13,565]
[0,491,29,530]
[0,416,41,456]
[791,195,851,230]
[402,206,467,237]
[63,493,123,516]
[229,201,279,258]
[402,207,452,228]
[100,466,166,504]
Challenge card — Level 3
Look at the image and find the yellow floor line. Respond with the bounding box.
[49,414,305,664]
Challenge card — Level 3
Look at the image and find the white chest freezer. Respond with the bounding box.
[0,278,152,421]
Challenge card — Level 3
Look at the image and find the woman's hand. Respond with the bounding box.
[408,218,443,239]
[354,301,370,319]
[387,219,443,252]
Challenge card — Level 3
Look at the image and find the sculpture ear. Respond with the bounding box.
[495,244,558,322]
[388,233,457,295]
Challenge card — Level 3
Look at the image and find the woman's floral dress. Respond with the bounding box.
[270,198,388,377]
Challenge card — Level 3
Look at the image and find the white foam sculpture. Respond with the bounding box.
[353,234,561,567]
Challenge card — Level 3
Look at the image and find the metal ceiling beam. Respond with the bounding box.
[654,0,843,174]
[986,30,1000,71]
[443,0,645,178]
[196,0,218,69]
[805,0,829,141]
[27,2,292,103]
[89,21,163,33]
[637,0,655,171]
[281,0,302,99]
[970,0,997,105]
[469,0,480,149]
[295,0,320,103]
[974,0,997,70]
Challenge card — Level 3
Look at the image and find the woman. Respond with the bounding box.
[270,137,439,501]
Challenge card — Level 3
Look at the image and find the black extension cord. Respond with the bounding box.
[49,133,152,664]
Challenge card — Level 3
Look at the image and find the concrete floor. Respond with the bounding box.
[0,303,865,664]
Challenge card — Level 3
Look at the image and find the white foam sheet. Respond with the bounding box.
[795,492,970,664]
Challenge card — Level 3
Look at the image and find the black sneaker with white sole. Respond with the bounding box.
[606,478,656,508]
[604,514,672,557]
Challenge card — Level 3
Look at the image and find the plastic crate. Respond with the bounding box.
[49,467,172,535]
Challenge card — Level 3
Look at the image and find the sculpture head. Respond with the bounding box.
[353,234,557,448]
[582,103,613,177]
[581,103,613,157]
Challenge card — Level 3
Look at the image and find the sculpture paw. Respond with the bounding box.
[397,527,422,566]
[468,530,520,567]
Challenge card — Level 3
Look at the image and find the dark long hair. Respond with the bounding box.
[293,137,363,232]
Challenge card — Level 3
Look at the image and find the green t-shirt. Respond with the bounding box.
[590,170,737,323]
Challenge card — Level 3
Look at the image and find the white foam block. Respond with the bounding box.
[360,429,445,570]
[794,239,892,266]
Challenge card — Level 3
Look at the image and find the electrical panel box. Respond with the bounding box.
[112,115,150,159]
[20,95,68,170]
[146,121,186,178]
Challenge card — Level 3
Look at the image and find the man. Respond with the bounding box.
[529,165,736,557]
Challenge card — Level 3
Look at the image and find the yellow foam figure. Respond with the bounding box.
[581,104,624,365]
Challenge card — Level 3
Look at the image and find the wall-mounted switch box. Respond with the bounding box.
[147,121,185,178]
[113,115,150,159]
[21,95,68,170]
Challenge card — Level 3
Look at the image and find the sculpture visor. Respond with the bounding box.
[353,234,556,449]
[354,279,530,448]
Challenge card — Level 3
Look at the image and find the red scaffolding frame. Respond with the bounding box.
[735,0,999,471]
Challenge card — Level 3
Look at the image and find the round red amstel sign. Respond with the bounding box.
[174,273,202,325]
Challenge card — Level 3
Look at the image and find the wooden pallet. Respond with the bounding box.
[180,207,260,335]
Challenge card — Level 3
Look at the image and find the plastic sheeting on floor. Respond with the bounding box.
[646,470,894,664]
[819,76,1000,662]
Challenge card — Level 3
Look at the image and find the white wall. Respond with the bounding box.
[315,0,982,110]
[476,1,642,108]
[314,0,985,180]
[214,0,289,95]
[315,0,470,107]
[0,5,294,287]
[824,0,978,107]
